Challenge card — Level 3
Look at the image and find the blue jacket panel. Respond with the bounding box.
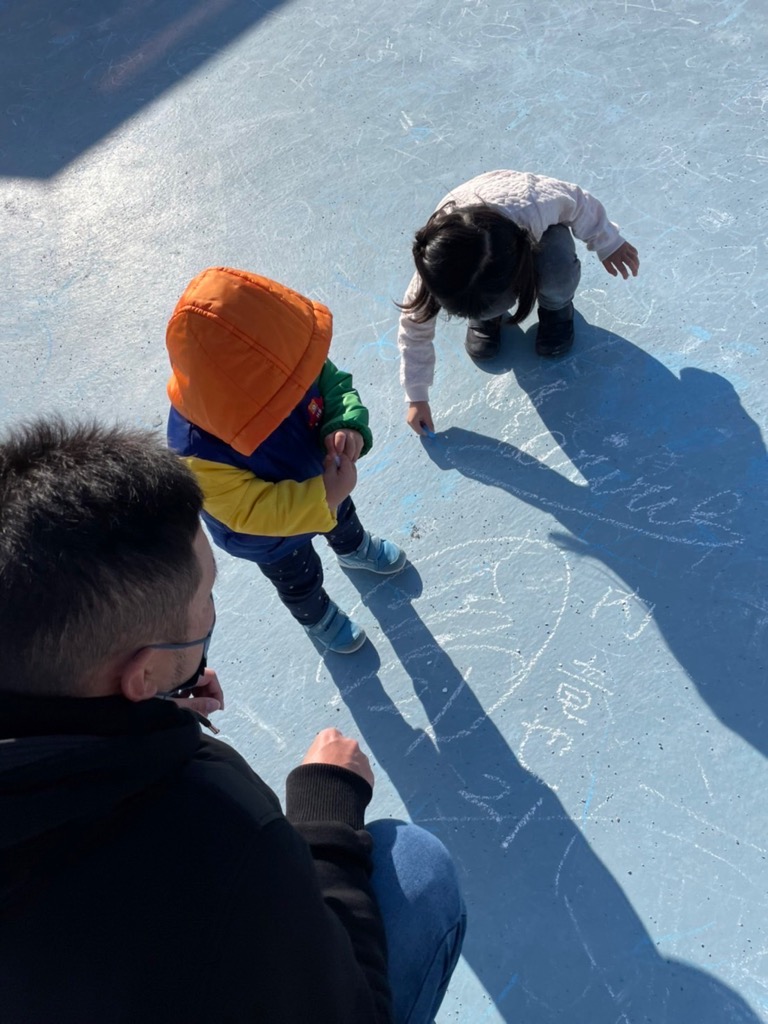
[167,381,328,564]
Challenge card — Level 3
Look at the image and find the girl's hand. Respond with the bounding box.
[324,429,364,463]
[323,451,357,510]
[602,241,640,279]
[406,401,435,435]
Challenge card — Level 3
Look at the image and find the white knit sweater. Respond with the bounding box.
[397,170,625,402]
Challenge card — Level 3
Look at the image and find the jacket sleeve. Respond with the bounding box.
[318,360,373,455]
[208,761,392,1023]
[397,271,437,404]
[185,455,336,536]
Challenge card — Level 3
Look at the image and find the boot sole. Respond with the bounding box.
[464,342,501,360]
[326,629,368,654]
[535,340,573,358]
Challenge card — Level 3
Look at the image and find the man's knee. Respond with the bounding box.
[369,819,464,919]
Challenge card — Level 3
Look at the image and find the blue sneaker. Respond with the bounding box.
[336,532,407,575]
[304,599,366,654]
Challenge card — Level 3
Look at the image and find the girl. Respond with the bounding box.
[397,170,639,434]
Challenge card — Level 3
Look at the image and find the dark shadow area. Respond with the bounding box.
[327,567,760,1022]
[1,0,286,179]
[424,320,768,759]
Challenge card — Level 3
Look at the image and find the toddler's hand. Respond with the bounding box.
[325,429,364,463]
[407,401,434,436]
[602,241,640,279]
[323,450,356,510]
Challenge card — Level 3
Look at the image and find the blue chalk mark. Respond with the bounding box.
[406,124,432,142]
[581,723,609,826]
[688,325,712,341]
[358,326,400,363]
[725,340,760,356]
[504,107,530,132]
[332,268,364,293]
[479,975,519,1020]
[497,974,519,1002]
[400,493,420,512]
[632,921,715,955]
[440,475,459,500]
[50,32,80,48]
[409,800,430,820]
[712,0,747,28]
[581,774,597,826]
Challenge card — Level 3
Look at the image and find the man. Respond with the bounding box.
[0,418,465,1023]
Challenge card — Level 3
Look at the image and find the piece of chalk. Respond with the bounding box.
[334,454,341,467]
[420,422,437,439]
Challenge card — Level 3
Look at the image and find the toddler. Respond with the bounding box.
[398,170,639,434]
[166,267,406,654]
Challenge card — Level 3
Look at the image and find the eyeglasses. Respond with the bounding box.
[148,611,216,698]
[147,613,216,657]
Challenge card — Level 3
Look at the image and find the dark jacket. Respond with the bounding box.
[0,694,391,1023]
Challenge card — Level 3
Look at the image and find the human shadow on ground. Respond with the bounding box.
[425,321,768,760]
[0,0,287,179]
[326,567,760,1022]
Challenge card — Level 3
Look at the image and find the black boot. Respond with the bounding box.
[465,316,502,359]
[535,303,574,357]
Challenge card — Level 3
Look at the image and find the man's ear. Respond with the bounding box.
[119,647,160,703]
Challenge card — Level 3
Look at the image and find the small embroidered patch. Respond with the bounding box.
[307,396,324,427]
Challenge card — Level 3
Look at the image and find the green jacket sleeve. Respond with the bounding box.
[318,359,373,456]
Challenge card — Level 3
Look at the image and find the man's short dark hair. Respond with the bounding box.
[0,418,204,696]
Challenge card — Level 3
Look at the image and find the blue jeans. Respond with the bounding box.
[367,821,466,1024]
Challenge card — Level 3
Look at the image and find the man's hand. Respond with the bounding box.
[324,429,364,464]
[406,401,435,436]
[602,241,640,280]
[171,667,224,718]
[302,728,374,788]
[322,451,356,510]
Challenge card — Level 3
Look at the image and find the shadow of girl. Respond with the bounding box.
[424,323,768,760]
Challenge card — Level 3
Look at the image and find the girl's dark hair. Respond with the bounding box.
[0,418,204,697]
[399,204,537,324]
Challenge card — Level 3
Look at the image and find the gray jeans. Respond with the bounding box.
[534,223,581,311]
[469,223,581,326]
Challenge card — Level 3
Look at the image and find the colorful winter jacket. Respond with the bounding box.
[166,267,372,563]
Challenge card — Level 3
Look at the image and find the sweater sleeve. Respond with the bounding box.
[397,272,437,403]
[209,762,391,1023]
[207,770,391,1019]
[523,173,624,260]
[318,360,373,455]
[184,455,336,536]
[189,742,392,1024]
[283,763,392,1021]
